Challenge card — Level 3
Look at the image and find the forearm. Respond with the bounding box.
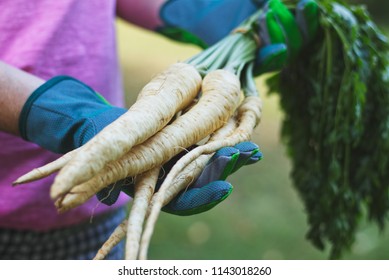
[0,61,44,135]
[116,0,164,30]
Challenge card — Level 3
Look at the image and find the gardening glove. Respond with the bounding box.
[20,76,262,216]
[157,0,267,48]
[159,0,319,74]
[162,141,263,216]
[19,76,129,205]
[255,0,319,74]
[19,76,126,154]
[97,141,263,216]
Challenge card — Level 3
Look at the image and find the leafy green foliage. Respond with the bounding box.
[348,0,389,23]
[267,0,389,258]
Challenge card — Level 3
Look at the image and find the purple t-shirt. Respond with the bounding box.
[0,0,129,231]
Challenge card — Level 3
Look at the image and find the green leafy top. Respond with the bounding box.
[267,0,389,258]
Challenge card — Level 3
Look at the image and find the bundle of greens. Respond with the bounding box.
[268,0,389,258]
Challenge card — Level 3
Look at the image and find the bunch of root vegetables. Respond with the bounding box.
[14,0,389,260]
[13,12,263,259]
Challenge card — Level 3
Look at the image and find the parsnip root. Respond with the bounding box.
[125,167,160,260]
[92,117,237,259]
[51,63,202,200]
[13,148,78,185]
[93,220,128,260]
[56,69,241,212]
[139,96,262,258]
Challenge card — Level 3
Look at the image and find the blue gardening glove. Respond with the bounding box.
[163,141,263,216]
[20,76,263,216]
[158,0,266,48]
[97,141,263,216]
[158,0,319,74]
[19,76,128,207]
[19,76,126,154]
[255,0,319,74]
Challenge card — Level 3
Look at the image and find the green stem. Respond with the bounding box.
[186,9,261,78]
[242,63,259,97]
[225,33,257,76]
[186,35,236,67]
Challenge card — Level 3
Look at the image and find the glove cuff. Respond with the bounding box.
[19,76,125,154]
[19,76,75,140]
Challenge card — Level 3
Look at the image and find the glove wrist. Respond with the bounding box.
[19,76,72,140]
[20,76,126,154]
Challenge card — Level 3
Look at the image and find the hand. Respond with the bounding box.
[20,77,262,216]
[255,0,319,74]
[163,141,263,215]
[157,0,265,47]
[97,141,263,215]
[19,76,126,154]
[157,0,319,74]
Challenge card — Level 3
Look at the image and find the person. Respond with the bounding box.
[0,0,317,259]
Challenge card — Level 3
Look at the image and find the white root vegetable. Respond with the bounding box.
[93,220,128,260]
[125,167,160,260]
[92,117,237,260]
[50,63,202,200]
[12,100,201,186]
[139,96,262,258]
[12,148,78,185]
[148,116,238,211]
[56,69,241,212]
[137,117,239,260]
[92,167,159,261]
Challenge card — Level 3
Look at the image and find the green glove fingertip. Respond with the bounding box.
[219,152,240,181]
[269,0,303,58]
[265,10,288,45]
[255,43,288,75]
[296,0,319,43]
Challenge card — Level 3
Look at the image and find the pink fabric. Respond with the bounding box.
[0,0,130,231]
[116,0,164,30]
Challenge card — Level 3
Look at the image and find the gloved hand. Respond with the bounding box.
[19,76,263,215]
[255,0,319,74]
[19,76,127,154]
[163,141,263,215]
[97,141,263,216]
[157,0,266,48]
[157,0,319,74]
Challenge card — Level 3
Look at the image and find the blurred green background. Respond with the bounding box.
[116,2,389,259]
